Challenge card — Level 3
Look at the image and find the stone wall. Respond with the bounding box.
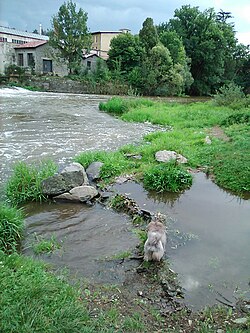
[28,76,130,95]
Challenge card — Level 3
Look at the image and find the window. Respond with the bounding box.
[27,53,34,67]
[43,59,52,73]
[18,53,24,66]
[0,37,7,42]
[87,61,91,70]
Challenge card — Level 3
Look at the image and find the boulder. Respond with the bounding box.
[155,150,188,164]
[42,162,89,196]
[86,161,104,181]
[42,174,70,196]
[61,162,89,185]
[54,185,99,202]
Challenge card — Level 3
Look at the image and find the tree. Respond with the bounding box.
[107,33,144,76]
[139,18,159,51]
[49,0,91,74]
[166,5,238,95]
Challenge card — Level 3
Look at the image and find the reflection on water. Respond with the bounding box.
[113,173,250,310]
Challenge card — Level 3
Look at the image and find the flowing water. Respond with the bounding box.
[1,88,249,310]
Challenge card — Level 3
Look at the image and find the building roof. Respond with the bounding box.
[15,40,48,49]
[83,53,100,59]
[0,26,49,41]
[91,31,123,35]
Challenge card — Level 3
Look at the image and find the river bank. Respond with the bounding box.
[1,89,249,332]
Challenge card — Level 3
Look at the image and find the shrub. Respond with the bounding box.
[0,203,24,253]
[143,162,192,192]
[221,112,250,126]
[6,160,57,205]
[213,83,250,109]
[99,97,154,115]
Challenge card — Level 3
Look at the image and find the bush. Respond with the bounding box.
[143,162,192,192]
[213,83,250,109]
[4,64,25,77]
[99,97,154,115]
[6,160,57,205]
[221,112,250,126]
[0,203,24,253]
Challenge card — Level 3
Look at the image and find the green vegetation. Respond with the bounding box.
[76,97,250,195]
[213,83,250,109]
[0,204,24,253]
[33,235,62,255]
[143,162,193,192]
[49,0,91,74]
[99,97,154,115]
[6,160,57,205]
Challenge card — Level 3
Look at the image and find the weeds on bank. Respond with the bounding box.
[0,203,24,253]
[143,161,193,192]
[99,96,154,115]
[95,97,250,195]
[6,160,57,205]
[33,235,62,255]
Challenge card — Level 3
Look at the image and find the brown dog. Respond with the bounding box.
[144,221,166,261]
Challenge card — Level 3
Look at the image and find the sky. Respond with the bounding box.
[0,0,249,45]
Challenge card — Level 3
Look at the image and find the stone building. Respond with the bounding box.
[14,40,68,76]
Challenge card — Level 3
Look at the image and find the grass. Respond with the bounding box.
[33,235,62,255]
[92,98,250,195]
[143,161,193,192]
[99,96,154,115]
[0,203,24,253]
[6,160,57,205]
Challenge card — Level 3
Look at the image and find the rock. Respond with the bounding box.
[42,174,70,196]
[61,162,89,185]
[42,162,89,196]
[54,185,99,202]
[155,150,188,164]
[232,317,248,325]
[86,161,104,181]
[205,136,212,144]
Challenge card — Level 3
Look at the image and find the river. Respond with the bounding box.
[1,87,249,310]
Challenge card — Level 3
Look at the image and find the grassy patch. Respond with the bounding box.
[6,160,57,205]
[75,150,138,183]
[99,96,154,115]
[0,253,90,333]
[33,235,62,255]
[98,98,250,195]
[143,161,193,193]
[0,203,24,253]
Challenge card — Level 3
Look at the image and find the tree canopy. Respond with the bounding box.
[49,0,91,74]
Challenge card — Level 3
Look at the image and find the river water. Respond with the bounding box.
[1,88,249,310]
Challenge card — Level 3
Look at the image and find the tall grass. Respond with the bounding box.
[6,160,57,205]
[143,161,193,193]
[99,96,154,115]
[0,203,24,253]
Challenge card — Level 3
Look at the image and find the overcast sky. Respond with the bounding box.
[0,0,249,45]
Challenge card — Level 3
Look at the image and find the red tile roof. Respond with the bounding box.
[15,40,47,49]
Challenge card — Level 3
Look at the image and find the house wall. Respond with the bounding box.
[0,43,16,73]
[91,32,122,59]
[82,55,100,72]
[15,44,68,76]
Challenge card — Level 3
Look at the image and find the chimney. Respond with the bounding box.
[39,23,42,35]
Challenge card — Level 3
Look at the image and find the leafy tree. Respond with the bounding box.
[166,5,238,95]
[139,18,159,51]
[49,0,91,74]
[130,44,175,95]
[107,33,144,75]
